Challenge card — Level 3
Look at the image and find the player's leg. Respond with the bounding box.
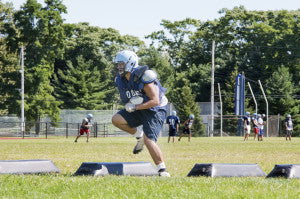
[144,135,170,177]
[112,112,144,154]
[254,128,257,140]
[187,129,191,142]
[74,134,80,142]
[112,109,144,154]
[178,129,185,141]
[74,129,84,142]
[112,113,136,134]
[86,131,90,142]
[143,110,170,177]
[144,135,163,165]
[169,129,175,143]
[168,129,172,143]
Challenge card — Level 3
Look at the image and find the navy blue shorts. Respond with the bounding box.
[168,128,177,137]
[118,109,166,142]
[182,128,191,135]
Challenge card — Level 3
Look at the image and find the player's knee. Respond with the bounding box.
[111,114,119,127]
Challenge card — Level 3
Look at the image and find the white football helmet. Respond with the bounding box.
[189,114,194,119]
[114,50,138,76]
[87,114,93,119]
[171,111,176,116]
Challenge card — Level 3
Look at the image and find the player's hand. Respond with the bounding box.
[125,103,136,113]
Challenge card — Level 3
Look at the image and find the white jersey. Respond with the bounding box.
[286,119,293,130]
[258,118,264,129]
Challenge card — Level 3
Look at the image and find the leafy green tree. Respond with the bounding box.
[4,0,68,133]
[54,22,145,109]
[146,18,201,70]
[266,66,299,115]
[220,67,239,135]
[0,1,19,115]
[53,56,111,109]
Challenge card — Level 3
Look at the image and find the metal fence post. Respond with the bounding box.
[95,122,98,138]
[277,114,281,136]
[66,123,68,138]
[46,122,48,139]
[78,123,80,135]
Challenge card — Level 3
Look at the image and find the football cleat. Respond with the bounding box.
[158,168,171,177]
[133,136,144,154]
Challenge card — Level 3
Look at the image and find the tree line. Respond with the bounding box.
[0,0,299,136]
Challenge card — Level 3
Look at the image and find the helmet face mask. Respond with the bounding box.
[114,50,138,76]
[115,62,126,76]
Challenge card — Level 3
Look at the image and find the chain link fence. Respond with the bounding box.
[0,113,284,138]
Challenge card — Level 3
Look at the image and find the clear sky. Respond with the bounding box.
[3,0,300,43]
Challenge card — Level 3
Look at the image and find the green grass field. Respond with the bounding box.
[0,136,299,198]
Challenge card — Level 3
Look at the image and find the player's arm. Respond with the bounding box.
[263,120,266,125]
[135,82,159,110]
[183,120,188,129]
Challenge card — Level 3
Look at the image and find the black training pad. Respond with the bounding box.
[267,164,300,179]
[187,163,266,177]
[0,159,60,174]
[74,162,158,176]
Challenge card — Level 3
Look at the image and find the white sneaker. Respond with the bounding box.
[158,169,171,177]
[133,136,144,154]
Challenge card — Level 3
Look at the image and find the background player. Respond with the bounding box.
[178,114,194,142]
[243,112,251,141]
[257,114,266,141]
[74,113,93,143]
[166,110,180,143]
[285,114,293,141]
[252,113,259,140]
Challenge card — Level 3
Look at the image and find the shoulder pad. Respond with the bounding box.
[83,118,88,122]
[141,70,157,83]
[133,65,148,81]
